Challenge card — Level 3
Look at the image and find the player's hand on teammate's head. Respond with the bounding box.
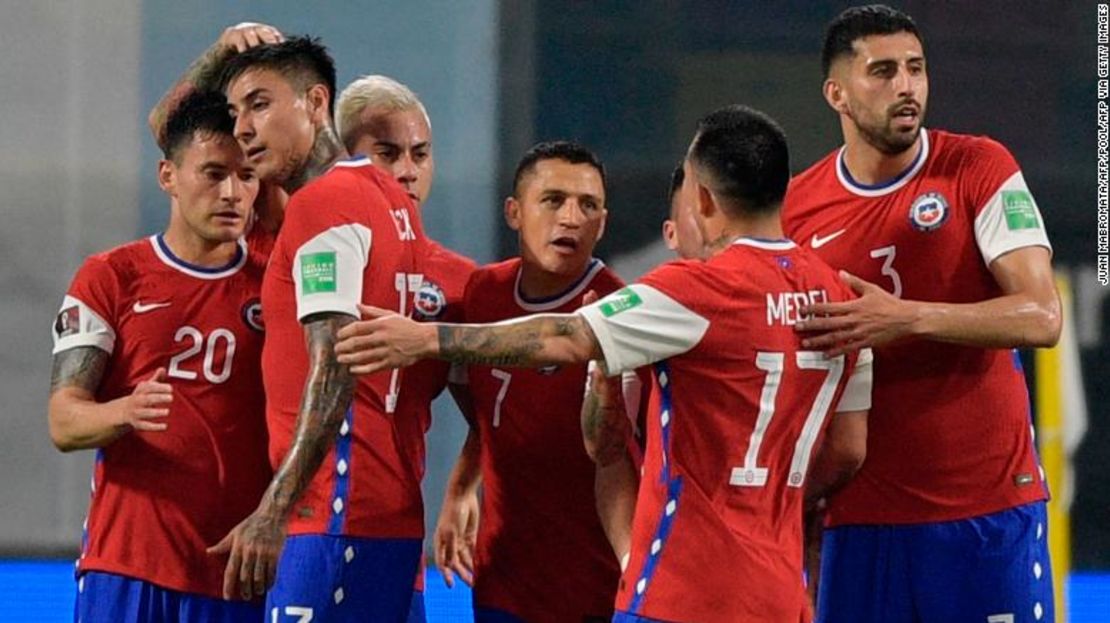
[335,304,431,374]
[218,22,284,53]
[796,270,916,357]
[434,489,479,588]
[114,367,172,433]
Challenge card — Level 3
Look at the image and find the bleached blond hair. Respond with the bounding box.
[336,75,430,153]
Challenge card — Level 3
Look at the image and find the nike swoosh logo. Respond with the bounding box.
[811,229,847,248]
[132,301,171,313]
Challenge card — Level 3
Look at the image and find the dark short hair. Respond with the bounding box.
[822,4,921,77]
[219,36,337,118]
[512,140,606,197]
[162,90,235,162]
[688,105,789,216]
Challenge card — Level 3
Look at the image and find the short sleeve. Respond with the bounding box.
[835,348,873,413]
[577,284,709,374]
[973,171,1052,266]
[291,223,372,320]
[962,138,1052,266]
[52,257,120,355]
[282,176,375,321]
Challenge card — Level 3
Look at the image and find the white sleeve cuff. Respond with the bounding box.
[835,347,873,413]
[974,171,1052,266]
[293,224,372,321]
[578,284,709,374]
[51,295,115,356]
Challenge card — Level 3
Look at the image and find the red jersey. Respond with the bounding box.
[51,235,271,599]
[782,129,1053,526]
[396,240,476,594]
[261,157,425,538]
[579,239,871,623]
[464,258,624,623]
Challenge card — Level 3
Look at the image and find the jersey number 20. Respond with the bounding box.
[730,351,844,489]
[167,326,235,384]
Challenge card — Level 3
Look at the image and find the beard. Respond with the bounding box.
[851,101,925,155]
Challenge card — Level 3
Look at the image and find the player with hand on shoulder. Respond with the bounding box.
[335,106,873,623]
[784,6,1060,622]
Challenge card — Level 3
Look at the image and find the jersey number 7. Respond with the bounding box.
[729,351,845,489]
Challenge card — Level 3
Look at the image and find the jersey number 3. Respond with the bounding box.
[730,351,844,489]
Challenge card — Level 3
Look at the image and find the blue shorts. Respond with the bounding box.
[266,534,422,623]
[818,501,1054,623]
[74,570,262,623]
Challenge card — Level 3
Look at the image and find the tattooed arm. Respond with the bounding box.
[582,362,639,563]
[147,22,284,148]
[209,313,355,600]
[48,347,172,452]
[335,304,602,374]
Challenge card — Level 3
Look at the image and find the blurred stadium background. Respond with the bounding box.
[1,1,1105,620]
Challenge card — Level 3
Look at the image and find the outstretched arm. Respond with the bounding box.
[797,247,1060,356]
[48,347,172,451]
[148,22,284,149]
[335,304,602,373]
[209,313,354,600]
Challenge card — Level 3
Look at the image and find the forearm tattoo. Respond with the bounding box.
[437,316,581,367]
[264,314,355,514]
[50,347,107,394]
[582,387,632,467]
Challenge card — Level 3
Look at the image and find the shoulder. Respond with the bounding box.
[472,258,520,286]
[783,148,842,226]
[79,238,153,283]
[930,129,1018,170]
[638,258,707,293]
[426,239,479,273]
[788,147,840,193]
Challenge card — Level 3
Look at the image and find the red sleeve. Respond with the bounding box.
[52,256,123,355]
[958,136,1022,218]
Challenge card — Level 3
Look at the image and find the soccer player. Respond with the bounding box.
[198,38,427,621]
[414,141,628,622]
[149,22,287,240]
[783,6,1061,622]
[335,74,478,621]
[48,91,268,622]
[336,106,874,623]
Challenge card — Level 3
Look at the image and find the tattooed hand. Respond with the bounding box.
[335,304,436,374]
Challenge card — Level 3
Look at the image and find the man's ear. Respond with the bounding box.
[696,182,716,220]
[157,160,176,195]
[306,83,331,128]
[662,220,678,251]
[504,196,522,231]
[823,77,848,115]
